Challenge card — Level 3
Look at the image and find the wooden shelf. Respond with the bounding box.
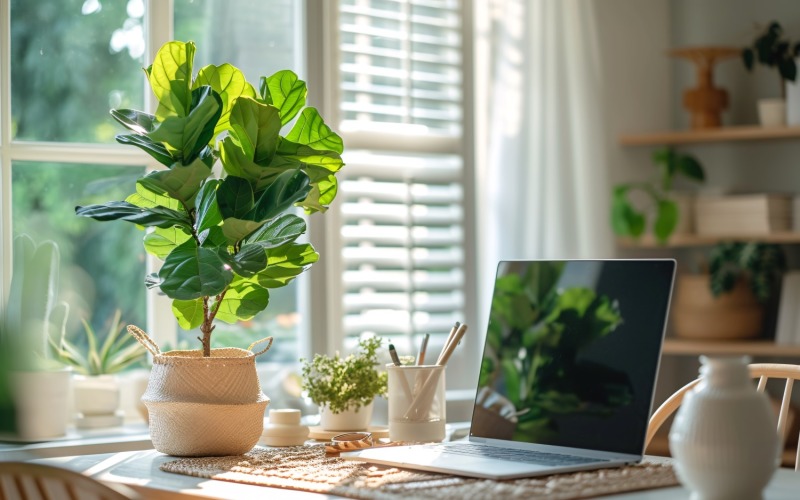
[619,125,800,146]
[618,232,800,248]
[662,339,800,357]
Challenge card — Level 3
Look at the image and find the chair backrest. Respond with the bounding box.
[0,461,139,500]
[647,363,800,471]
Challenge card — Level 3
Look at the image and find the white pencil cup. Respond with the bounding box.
[387,365,446,443]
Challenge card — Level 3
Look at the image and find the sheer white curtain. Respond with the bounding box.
[476,0,613,296]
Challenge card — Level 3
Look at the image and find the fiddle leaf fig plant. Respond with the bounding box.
[611,147,704,244]
[76,41,344,356]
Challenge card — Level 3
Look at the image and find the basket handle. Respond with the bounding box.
[248,336,274,358]
[127,325,161,356]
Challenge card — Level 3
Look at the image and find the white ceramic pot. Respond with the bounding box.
[319,401,373,431]
[260,408,309,446]
[758,98,786,127]
[669,356,779,500]
[73,374,120,416]
[11,368,71,441]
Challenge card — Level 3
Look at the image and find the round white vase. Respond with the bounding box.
[319,401,373,431]
[669,356,779,500]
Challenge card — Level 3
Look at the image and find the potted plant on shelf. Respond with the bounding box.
[301,337,388,431]
[75,40,344,456]
[672,242,786,340]
[0,234,71,441]
[611,147,705,244]
[57,309,147,429]
[742,21,800,126]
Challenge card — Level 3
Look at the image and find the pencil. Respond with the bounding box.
[436,321,460,365]
[416,333,430,366]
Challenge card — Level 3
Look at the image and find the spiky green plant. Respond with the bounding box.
[57,309,147,376]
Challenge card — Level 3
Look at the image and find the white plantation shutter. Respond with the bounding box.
[335,0,469,361]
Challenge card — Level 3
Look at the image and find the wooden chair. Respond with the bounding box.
[647,363,800,471]
[0,461,139,500]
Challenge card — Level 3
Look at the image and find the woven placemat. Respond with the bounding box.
[161,445,678,499]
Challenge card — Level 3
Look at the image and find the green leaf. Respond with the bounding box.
[214,281,270,324]
[75,201,192,230]
[228,97,282,164]
[501,358,521,406]
[221,218,266,245]
[148,41,195,120]
[115,134,174,167]
[742,48,755,71]
[245,213,307,249]
[127,182,182,211]
[195,179,223,232]
[248,169,311,221]
[193,63,257,142]
[199,226,227,248]
[260,70,307,125]
[653,198,678,243]
[285,107,344,154]
[221,244,267,278]
[219,135,270,184]
[148,86,223,163]
[111,109,156,134]
[172,298,204,330]
[302,174,339,213]
[610,186,645,238]
[216,176,255,219]
[158,239,233,300]
[253,242,318,288]
[143,226,192,259]
[677,155,705,182]
[275,138,344,173]
[137,158,212,209]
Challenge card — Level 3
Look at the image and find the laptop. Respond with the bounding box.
[343,259,676,479]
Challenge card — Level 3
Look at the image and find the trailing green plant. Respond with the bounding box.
[1,234,69,370]
[611,147,705,244]
[75,40,344,356]
[742,21,800,98]
[709,242,786,302]
[300,337,388,414]
[57,309,147,376]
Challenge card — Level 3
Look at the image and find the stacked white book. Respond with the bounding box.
[695,194,792,236]
[775,271,800,346]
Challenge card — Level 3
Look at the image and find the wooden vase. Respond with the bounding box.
[669,46,739,129]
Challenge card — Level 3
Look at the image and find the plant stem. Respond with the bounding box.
[198,289,228,357]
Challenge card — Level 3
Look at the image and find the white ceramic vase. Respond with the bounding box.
[669,356,779,500]
[73,374,122,429]
[260,409,309,446]
[758,98,786,127]
[319,401,373,431]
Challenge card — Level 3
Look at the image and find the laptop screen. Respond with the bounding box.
[471,259,675,456]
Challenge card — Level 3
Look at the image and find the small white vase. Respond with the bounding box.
[260,408,309,446]
[669,356,778,500]
[73,374,122,428]
[758,98,786,127]
[319,401,373,431]
[11,368,72,440]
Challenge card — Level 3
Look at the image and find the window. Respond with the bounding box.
[0,0,475,387]
[328,0,478,387]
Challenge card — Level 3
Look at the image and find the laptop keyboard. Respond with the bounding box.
[427,443,607,467]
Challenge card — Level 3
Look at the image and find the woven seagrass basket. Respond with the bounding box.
[129,326,272,457]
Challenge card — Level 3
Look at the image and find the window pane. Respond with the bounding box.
[12,162,147,341]
[175,0,302,82]
[10,0,145,143]
[174,0,305,362]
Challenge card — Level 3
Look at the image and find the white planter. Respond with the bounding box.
[260,408,309,446]
[758,98,786,127]
[73,374,122,429]
[669,356,779,500]
[11,368,71,441]
[319,401,373,431]
[787,59,800,126]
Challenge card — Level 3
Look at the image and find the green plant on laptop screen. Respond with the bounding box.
[479,262,631,442]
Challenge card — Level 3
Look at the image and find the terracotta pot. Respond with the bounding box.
[672,275,764,340]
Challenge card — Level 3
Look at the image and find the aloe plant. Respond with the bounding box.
[75,41,344,356]
[1,234,69,370]
[58,309,147,376]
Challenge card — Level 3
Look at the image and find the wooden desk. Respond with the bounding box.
[36,449,800,499]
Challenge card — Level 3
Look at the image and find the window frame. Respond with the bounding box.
[0,0,477,383]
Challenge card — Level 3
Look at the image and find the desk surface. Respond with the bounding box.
[36,449,800,500]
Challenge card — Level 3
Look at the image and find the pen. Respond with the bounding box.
[389,343,402,366]
[416,334,430,366]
